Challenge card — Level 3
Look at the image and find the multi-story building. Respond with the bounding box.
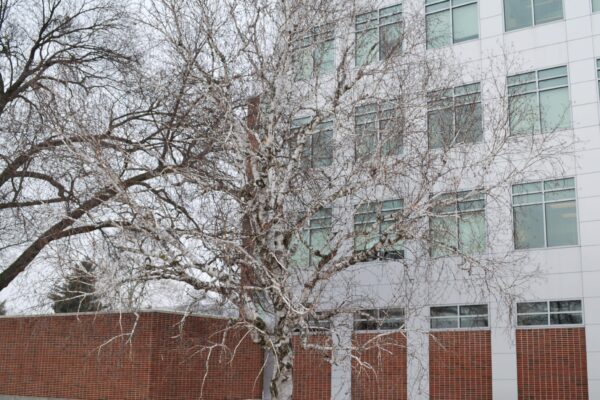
[288,1,600,399]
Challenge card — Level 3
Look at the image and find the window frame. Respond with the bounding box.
[354,100,403,159]
[355,3,403,66]
[306,311,332,334]
[427,82,483,149]
[511,177,579,250]
[291,207,333,268]
[353,199,404,260]
[425,0,479,49]
[507,65,571,135]
[429,190,486,257]
[291,117,334,168]
[503,0,564,32]
[353,307,405,332]
[516,299,584,328]
[293,23,335,81]
[429,303,490,330]
[596,58,600,100]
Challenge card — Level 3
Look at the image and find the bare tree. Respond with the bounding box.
[0,0,573,398]
[0,0,219,291]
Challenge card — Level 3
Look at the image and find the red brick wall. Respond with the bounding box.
[351,332,407,400]
[292,334,331,400]
[516,327,588,400]
[429,330,492,400]
[0,312,263,400]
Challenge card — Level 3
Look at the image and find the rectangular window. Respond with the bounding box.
[291,208,332,267]
[354,308,405,331]
[430,191,485,257]
[354,199,404,260]
[596,59,600,98]
[426,0,479,49]
[594,0,600,13]
[355,101,402,159]
[504,0,563,31]
[430,304,488,329]
[307,312,331,333]
[512,178,578,249]
[355,4,402,66]
[291,117,334,168]
[427,83,482,149]
[508,66,571,134]
[517,300,583,326]
[293,23,335,81]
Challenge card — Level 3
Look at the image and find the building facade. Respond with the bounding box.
[297,0,600,399]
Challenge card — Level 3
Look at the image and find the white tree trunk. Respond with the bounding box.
[270,339,294,400]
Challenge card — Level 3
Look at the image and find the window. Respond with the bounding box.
[355,4,402,66]
[430,191,485,257]
[594,0,600,13]
[354,308,405,331]
[426,0,479,49]
[504,0,563,31]
[291,117,334,168]
[512,178,578,249]
[430,304,488,329]
[355,101,402,159]
[354,199,404,260]
[293,23,335,81]
[517,300,583,326]
[508,66,571,134]
[291,208,332,267]
[427,83,482,149]
[596,59,600,98]
[307,312,331,333]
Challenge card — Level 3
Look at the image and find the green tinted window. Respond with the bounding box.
[594,0,600,13]
[504,0,532,31]
[291,117,334,168]
[508,66,570,135]
[533,0,563,25]
[428,83,482,148]
[293,24,335,80]
[355,101,402,159]
[354,199,404,260]
[426,0,478,49]
[291,208,332,268]
[504,0,562,32]
[356,4,402,65]
[431,191,485,257]
[512,178,578,249]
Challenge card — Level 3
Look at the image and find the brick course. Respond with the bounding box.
[516,327,588,400]
[351,332,407,400]
[429,330,492,400]
[0,312,263,400]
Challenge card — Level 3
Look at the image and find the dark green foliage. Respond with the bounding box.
[49,262,105,314]
[0,300,6,315]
